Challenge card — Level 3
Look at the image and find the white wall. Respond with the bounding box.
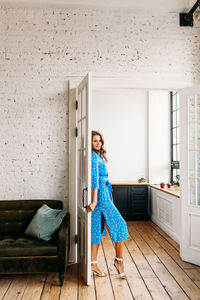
[92,89,148,182]
[148,91,171,184]
[92,89,171,183]
[0,6,199,201]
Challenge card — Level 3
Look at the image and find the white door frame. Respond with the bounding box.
[68,76,200,269]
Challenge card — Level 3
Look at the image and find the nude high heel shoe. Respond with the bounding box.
[112,257,127,279]
[91,261,107,277]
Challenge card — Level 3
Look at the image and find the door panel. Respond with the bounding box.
[68,82,77,263]
[77,73,92,285]
[180,85,200,265]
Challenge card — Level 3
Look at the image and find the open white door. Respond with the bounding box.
[68,81,78,264]
[180,85,200,265]
[77,73,92,285]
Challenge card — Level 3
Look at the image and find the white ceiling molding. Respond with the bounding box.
[0,0,197,13]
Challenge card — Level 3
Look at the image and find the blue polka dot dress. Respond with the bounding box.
[91,149,129,244]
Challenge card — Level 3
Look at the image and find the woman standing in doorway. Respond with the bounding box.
[86,130,129,279]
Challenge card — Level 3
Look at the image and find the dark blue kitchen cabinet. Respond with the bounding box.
[112,184,149,221]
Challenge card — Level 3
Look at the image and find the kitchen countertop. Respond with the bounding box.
[110,182,180,198]
[111,182,149,185]
[150,184,180,198]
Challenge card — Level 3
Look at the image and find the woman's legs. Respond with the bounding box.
[91,244,102,275]
[114,241,126,278]
[91,243,100,261]
[91,213,107,276]
[91,212,105,261]
[115,240,124,258]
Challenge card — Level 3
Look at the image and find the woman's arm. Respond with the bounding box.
[87,152,99,213]
[92,188,98,204]
[91,188,98,207]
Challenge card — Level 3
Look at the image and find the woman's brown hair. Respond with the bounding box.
[91,130,108,163]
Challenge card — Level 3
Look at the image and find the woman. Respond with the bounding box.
[86,130,129,279]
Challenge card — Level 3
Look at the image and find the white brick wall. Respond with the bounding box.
[0,6,199,204]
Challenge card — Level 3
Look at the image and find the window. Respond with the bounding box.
[170,91,180,184]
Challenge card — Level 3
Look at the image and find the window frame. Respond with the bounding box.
[170,91,180,184]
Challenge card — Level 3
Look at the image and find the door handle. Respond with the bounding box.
[82,187,88,208]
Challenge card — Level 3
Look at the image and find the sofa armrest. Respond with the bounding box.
[57,213,70,265]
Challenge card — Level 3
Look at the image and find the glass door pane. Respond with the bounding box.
[198,179,200,206]
[189,97,195,122]
[188,95,200,206]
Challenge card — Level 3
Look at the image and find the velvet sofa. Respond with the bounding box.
[0,200,70,286]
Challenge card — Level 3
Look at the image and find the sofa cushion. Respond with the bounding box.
[0,234,57,257]
[0,200,64,236]
[24,204,67,241]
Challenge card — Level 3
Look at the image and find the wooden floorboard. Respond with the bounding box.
[40,272,61,300]
[78,266,96,300]
[133,222,200,300]
[101,227,134,300]
[149,221,180,251]
[0,221,200,300]
[93,242,115,300]
[126,222,186,300]
[60,264,78,300]
[21,274,47,300]
[0,275,14,300]
[2,275,29,300]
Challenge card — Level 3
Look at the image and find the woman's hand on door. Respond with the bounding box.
[87,188,98,212]
[86,201,97,213]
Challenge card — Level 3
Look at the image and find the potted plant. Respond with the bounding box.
[173,182,178,189]
[160,182,165,188]
[167,183,172,188]
[138,177,146,183]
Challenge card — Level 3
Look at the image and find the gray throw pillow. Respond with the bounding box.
[25,204,67,241]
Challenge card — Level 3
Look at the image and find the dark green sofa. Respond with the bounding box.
[0,200,70,286]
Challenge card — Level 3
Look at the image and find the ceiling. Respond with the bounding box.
[0,0,198,13]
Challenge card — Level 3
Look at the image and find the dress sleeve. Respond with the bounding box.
[91,153,99,190]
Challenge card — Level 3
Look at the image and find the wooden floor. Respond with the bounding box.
[0,221,200,300]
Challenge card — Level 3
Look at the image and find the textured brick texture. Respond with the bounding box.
[0,7,199,203]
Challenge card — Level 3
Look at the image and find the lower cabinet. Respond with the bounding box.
[150,187,180,243]
[112,185,149,221]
